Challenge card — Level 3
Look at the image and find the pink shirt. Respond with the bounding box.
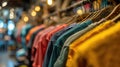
[33,24,67,67]
[32,26,55,67]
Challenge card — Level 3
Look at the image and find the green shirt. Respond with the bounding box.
[48,20,93,67]
[54,22,101,67]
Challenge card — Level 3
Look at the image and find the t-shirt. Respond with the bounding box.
[48,20,92,67]
[21,24,33,50]
[32,26,55,66]
[66,21,115,67]
[43,23,77,67]
[66,21,120,67]
[33,28,55,67]
[27,28,44,67]
[54,22,100,67]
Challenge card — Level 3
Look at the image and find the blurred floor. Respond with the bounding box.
[0,49,16,67]
[0,52,7,67]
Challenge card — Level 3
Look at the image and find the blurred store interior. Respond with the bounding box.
[0,0,120,67]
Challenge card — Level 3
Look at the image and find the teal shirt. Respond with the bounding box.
[48,20,93,67]
[21,24,32,50]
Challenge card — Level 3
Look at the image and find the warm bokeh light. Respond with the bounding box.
[47,0,53,6]
[31,11,37,17]
[77,9,83,15]
[2,1,7,7]
[35,6,41,12]
[23,16,29,22]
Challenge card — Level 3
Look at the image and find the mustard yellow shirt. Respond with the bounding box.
[66,22,120,67]
[66,20,116,67]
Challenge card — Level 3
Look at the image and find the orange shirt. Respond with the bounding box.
[26,25,45,43]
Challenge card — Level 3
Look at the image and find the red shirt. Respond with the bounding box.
[46,24,67,42]
[32,26,55,67]
[33,24,67,67]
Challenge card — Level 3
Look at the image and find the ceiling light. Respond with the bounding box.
[23,16,29,22]
[2,1,7,7]
[77,9,83,15]
[31,11,36,17]
[47,0,53,6]
[35,6,41,12]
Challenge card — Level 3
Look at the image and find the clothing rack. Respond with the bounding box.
[44,0,89,19]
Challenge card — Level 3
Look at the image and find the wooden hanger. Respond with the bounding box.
[87,10,100,20]
[86,0,108,22]
[105,4,120,20]
[66,15,82,25]
[64,12,90,25]
[77,13,90,22]
[81,12,93,22]
[91,9,103,19]
[77,9,101,23]
[80,10,100,23]
[78,4,100,23]
[91,6,114,22]
[73,13,91,24]
[112,13,120,22]
[64,14,79,25]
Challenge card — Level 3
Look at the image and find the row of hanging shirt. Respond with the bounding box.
[15,0,120,67]
[25,5,120,67]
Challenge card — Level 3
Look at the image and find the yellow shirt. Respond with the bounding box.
[66,20,116,67]
[66,22,120,67]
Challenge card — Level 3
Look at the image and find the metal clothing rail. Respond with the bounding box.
[43,0,88,19]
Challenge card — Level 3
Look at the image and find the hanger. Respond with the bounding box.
[77,12,90,21]
[65,4,91,25]
[79,10,100,23]
[86,0,106,21]
[88,10,100,20]
[77,1,100,23]
[63,0,95,24]
[112,13,120,22]
[91,6,114,22]
[105,4,120,20]
[73,0,92,23]
[82,0,99,21]
[81,12,93,22]
[65,14,79,24]
[64,12,90,25]
[77,8,101,23]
